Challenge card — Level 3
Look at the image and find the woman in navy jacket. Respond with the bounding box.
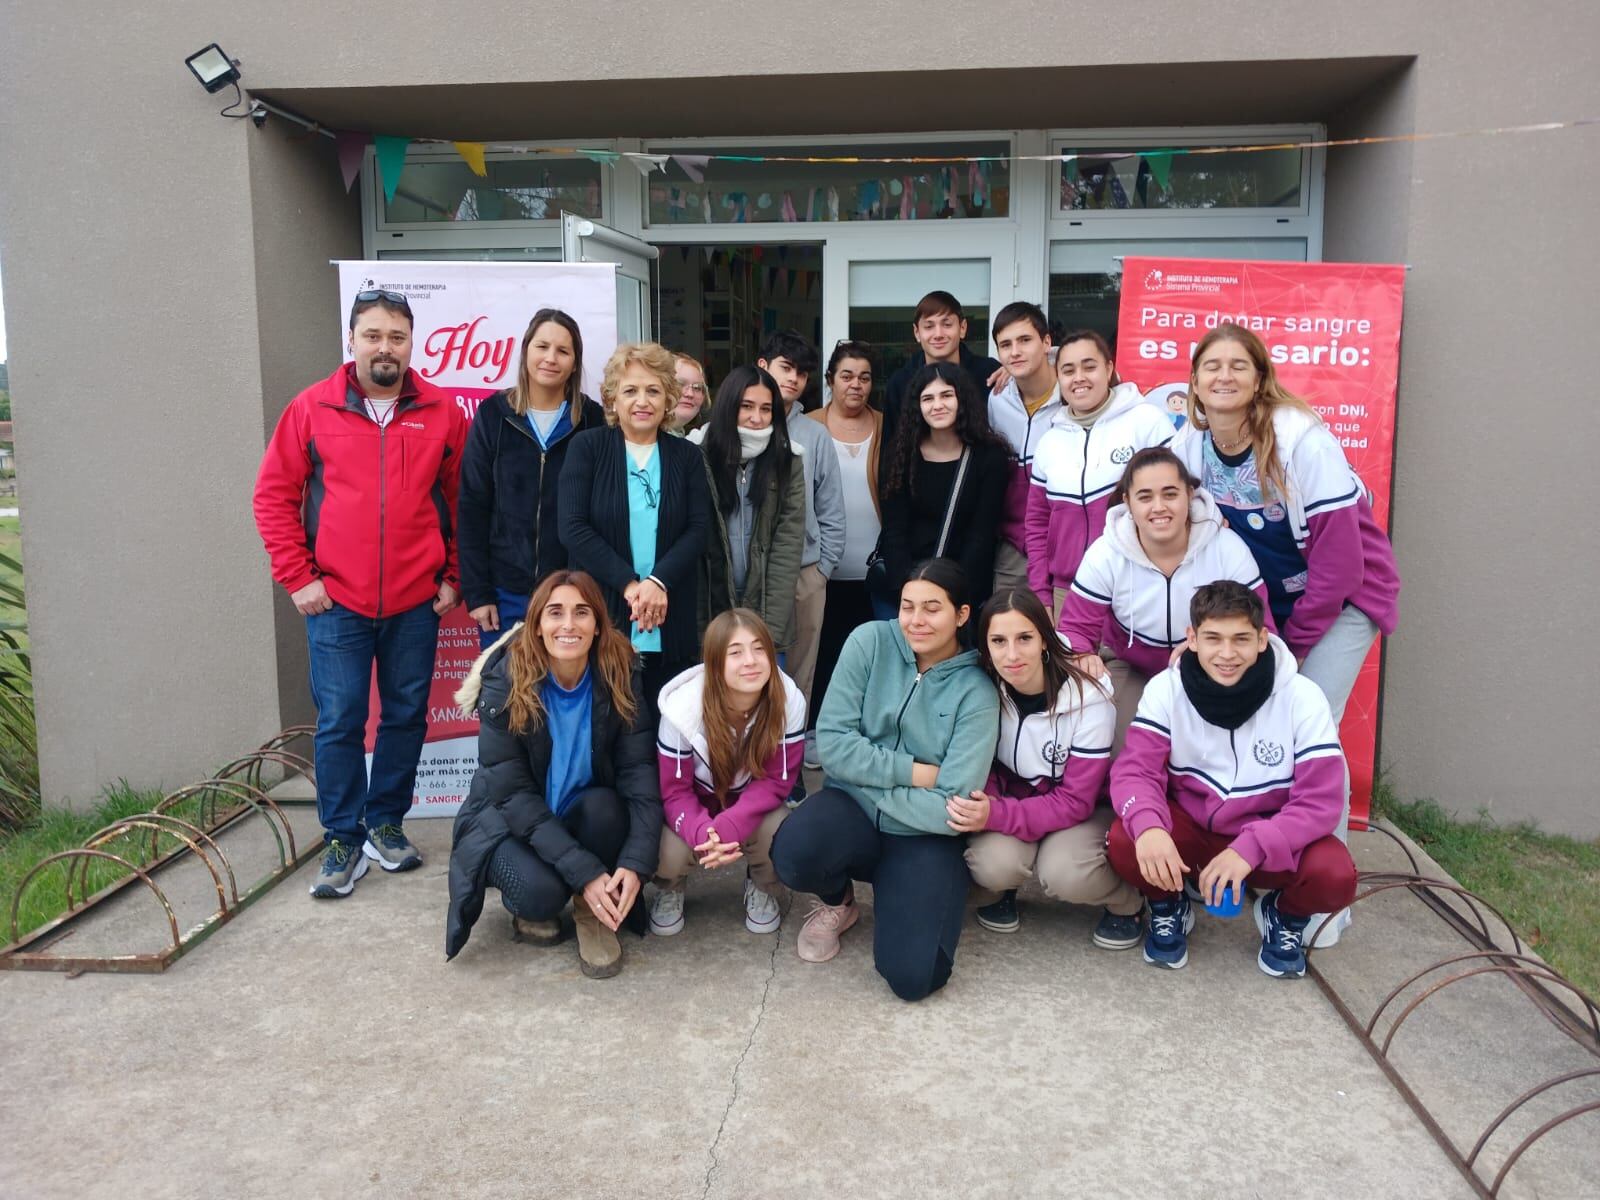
[458,309,606,649]
[559,342,711,702]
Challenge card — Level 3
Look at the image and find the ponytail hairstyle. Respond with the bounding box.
[701,365,794,516]
[700,609,787,812]
[503,570,637,734]
[1188,323,1322,500]
[1111,445,1199,508]
[976,587,1097,716]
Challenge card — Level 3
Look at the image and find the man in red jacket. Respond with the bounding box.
[254,290,467,899]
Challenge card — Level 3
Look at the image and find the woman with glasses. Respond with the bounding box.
[668,353,710,435]
[559,342,711,702]
[695,365,806,657]
[459,309,604,650]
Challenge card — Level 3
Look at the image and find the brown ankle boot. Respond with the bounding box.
[510,915,566,946]
[571,894,622,978]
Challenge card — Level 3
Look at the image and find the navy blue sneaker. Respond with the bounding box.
[1142,894,1194,969]
[1254,889,1310,978]
[976,889,1020,933]
[1092,908,1143,951]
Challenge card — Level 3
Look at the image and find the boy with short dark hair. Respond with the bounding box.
[1106,581,1355,978]
[987,301,1059,596]
[882,291,1002,443]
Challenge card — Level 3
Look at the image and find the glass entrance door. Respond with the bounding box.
[562,213,659,342]
[822,228,1016,390]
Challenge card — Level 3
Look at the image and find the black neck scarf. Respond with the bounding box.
[1179,643,1276,730]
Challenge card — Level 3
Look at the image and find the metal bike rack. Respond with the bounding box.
[0,729,320,974]
[1308,823,1600,1197]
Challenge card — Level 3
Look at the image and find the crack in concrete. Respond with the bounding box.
[699,895,788,1199]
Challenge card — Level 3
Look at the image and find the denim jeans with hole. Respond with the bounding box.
[305,599,440,846]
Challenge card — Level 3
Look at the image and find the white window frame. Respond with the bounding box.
[359,139,618,259]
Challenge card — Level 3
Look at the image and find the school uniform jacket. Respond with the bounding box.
[987,377,1066,555]
[655,664,807,850]
[1111,634,1345,874]
[1171,406,1400,659]
[1023,383,1173,606]
[1058,488,1275,677]
[985,667,1116,843]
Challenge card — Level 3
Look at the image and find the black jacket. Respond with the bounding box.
[558,427,711,673]
[457,391,607,611]
[881,344,1004,447]
[444,648,660,959]
[879,440,1011,610]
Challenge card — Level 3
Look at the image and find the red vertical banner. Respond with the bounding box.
[1115,258,1406,825]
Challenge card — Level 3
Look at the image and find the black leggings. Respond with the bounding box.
[811,580,874,728]
[771,787,971,1002]
[487,787,628,921]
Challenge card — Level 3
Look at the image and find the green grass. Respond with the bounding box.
[0,782,169,944]
[1376,784,1600,997]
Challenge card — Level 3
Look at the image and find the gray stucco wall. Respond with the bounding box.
[2,2,1596,830]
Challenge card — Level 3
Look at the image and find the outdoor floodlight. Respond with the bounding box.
[185,43,240,93]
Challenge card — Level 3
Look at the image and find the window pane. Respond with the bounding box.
[647,142,1009,225]
[382,157,603,224]
[1047,239,1308,343]
[1059,147,1303,211]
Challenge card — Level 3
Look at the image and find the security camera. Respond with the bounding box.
[250,103,267,129]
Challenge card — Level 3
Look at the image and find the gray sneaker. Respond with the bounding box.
[309,839,369,898]
[364,823,422,872]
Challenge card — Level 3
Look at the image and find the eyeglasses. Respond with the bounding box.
[354,289,413,312]
[629,469,658,510]
[679,382,706,395]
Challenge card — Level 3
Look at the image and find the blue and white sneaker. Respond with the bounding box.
[976,889,1020,934]
[364,823,423,872]
[1143,894,1194,969]
[309,839,369,898]
[1254,889,1311,978]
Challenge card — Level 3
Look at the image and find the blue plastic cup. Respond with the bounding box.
[1204,881,1244,918]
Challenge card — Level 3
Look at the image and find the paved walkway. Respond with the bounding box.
[1,813,1591,1199]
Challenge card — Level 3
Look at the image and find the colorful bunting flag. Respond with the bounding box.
[673,154,710,183]
[453,141,487,178]
[374,135,411,204]
[335,131,369,193]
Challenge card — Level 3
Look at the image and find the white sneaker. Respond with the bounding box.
[1303,906,1353,949]
[649,885,686,936]
[803,730,822,770]
[743,878,781,934]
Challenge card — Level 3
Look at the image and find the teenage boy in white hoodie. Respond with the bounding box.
[1106,580,1356,978]
[987,302,1062,598]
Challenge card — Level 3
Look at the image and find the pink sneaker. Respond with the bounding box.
[796,889,859,963]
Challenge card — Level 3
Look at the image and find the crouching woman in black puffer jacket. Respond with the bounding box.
[445,569,661,978]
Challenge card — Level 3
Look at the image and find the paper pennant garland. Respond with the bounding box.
[335,131,369,193]
[453,141,487,178]
[673,154,710,183]
[374,135,411,204]
[1143,149,1174,192]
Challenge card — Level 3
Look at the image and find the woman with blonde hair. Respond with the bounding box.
[459,309,604,649]
[668,352,710,434]
[560,342,711,701]
[650,609,807,937]
[445,570,660,978]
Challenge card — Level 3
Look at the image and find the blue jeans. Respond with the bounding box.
[306,600,440,846]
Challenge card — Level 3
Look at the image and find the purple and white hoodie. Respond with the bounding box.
[1057,487,1274,677]
[1111,634,1345,874]
[1171,406,1399,659]
[656,663,806,850]
[984,668,1116,843]
[988,377,1066,556]
[1023,384,1173,606]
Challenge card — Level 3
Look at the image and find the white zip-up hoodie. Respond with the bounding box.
[1058,487,1272,678]
[988,376,1065,553]
[1023,383,1174,602]
[985,666,1116,843]
[655,663,807,850]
